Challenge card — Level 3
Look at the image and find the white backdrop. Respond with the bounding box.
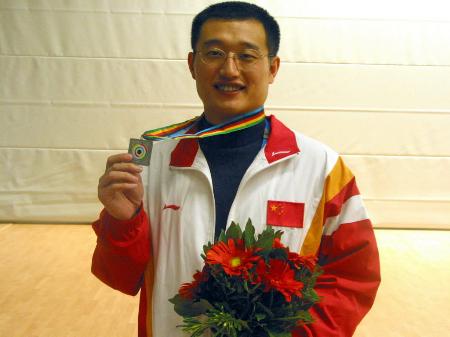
[1,0,449,228]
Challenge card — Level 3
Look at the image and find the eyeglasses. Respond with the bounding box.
[195,47,270,70]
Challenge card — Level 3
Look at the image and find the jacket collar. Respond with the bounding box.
[264,115,300,163]
[169,115,300,167]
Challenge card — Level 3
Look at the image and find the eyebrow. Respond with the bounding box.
[202,39,262,51]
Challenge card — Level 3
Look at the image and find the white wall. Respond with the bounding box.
[1,0,449,227]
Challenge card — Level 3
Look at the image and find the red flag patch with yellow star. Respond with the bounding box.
[267,200,304,228]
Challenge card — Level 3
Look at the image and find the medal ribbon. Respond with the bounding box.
[141,106,266,141]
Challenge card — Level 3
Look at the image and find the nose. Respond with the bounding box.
[219,53,240,77]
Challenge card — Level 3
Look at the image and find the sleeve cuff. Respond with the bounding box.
[99,203,147,244]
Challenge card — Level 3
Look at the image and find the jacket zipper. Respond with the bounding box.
[227,152,299,227]
[174,165,216,243]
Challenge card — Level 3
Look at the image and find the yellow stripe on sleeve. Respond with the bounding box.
[300,157,354,256]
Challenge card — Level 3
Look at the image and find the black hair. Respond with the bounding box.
[191,1,280,57]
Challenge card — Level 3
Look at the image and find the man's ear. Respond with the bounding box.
[268,56,280,84]
[188,52,196,79]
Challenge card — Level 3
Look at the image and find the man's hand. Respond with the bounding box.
[98,153,144,220]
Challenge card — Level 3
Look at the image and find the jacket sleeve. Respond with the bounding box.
[294,219,380,336]
[294,157,381,336]
[91,206,151,296]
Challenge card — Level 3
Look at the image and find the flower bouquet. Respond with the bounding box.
[169,220,321,337]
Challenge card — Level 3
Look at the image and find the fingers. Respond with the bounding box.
[103,182,139,191]
[106,162,143,174]
[100,153,143,190]
[98,153,144,215]
[99,170,140,189]
[105,153,133,170]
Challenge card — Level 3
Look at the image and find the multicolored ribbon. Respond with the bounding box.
[141,106,266,141]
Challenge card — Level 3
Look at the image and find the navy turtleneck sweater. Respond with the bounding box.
[197,115,266,241]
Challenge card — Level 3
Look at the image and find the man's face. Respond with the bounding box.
[188,19,280,124]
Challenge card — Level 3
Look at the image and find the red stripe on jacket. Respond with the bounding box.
[293,219,380,337]
[323,176,360,220]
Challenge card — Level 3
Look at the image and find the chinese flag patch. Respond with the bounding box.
[267,200,304,228]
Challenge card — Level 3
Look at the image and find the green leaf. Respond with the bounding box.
[272,311,311,322]
[243,219,256,248]
[217,230,227,243]
[255,227,275,250]
[225,222,243,240]
[255,313,266,321]
[243,279,249,292]
[169,294,213,317]
[256,301,274,318]
[178,317,208,337]
[274,229,284,239]
[204,307,249,336]
[203,242,212,254]
[302,287,320,304]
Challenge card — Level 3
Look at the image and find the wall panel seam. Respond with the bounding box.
[0,55,184,62]
[1,8,450,24]
[341,154,450,159]
[363,198,450,202]
[1,146,449,159]
[1,100,450,115]
[2,54,450,67]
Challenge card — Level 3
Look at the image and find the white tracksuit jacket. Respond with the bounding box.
[92,115,380,337]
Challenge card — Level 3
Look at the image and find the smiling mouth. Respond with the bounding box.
[214,84,245,92]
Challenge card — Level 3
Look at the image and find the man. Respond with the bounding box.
[92,2,380,337]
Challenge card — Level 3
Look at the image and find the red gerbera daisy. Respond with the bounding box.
[256,259,304,302]
[179,270,207,299]
[288,252,317,272]
[206,239,260,277]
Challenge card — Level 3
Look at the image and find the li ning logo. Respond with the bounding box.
[271,150,290,156]
[163,204,180,211]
